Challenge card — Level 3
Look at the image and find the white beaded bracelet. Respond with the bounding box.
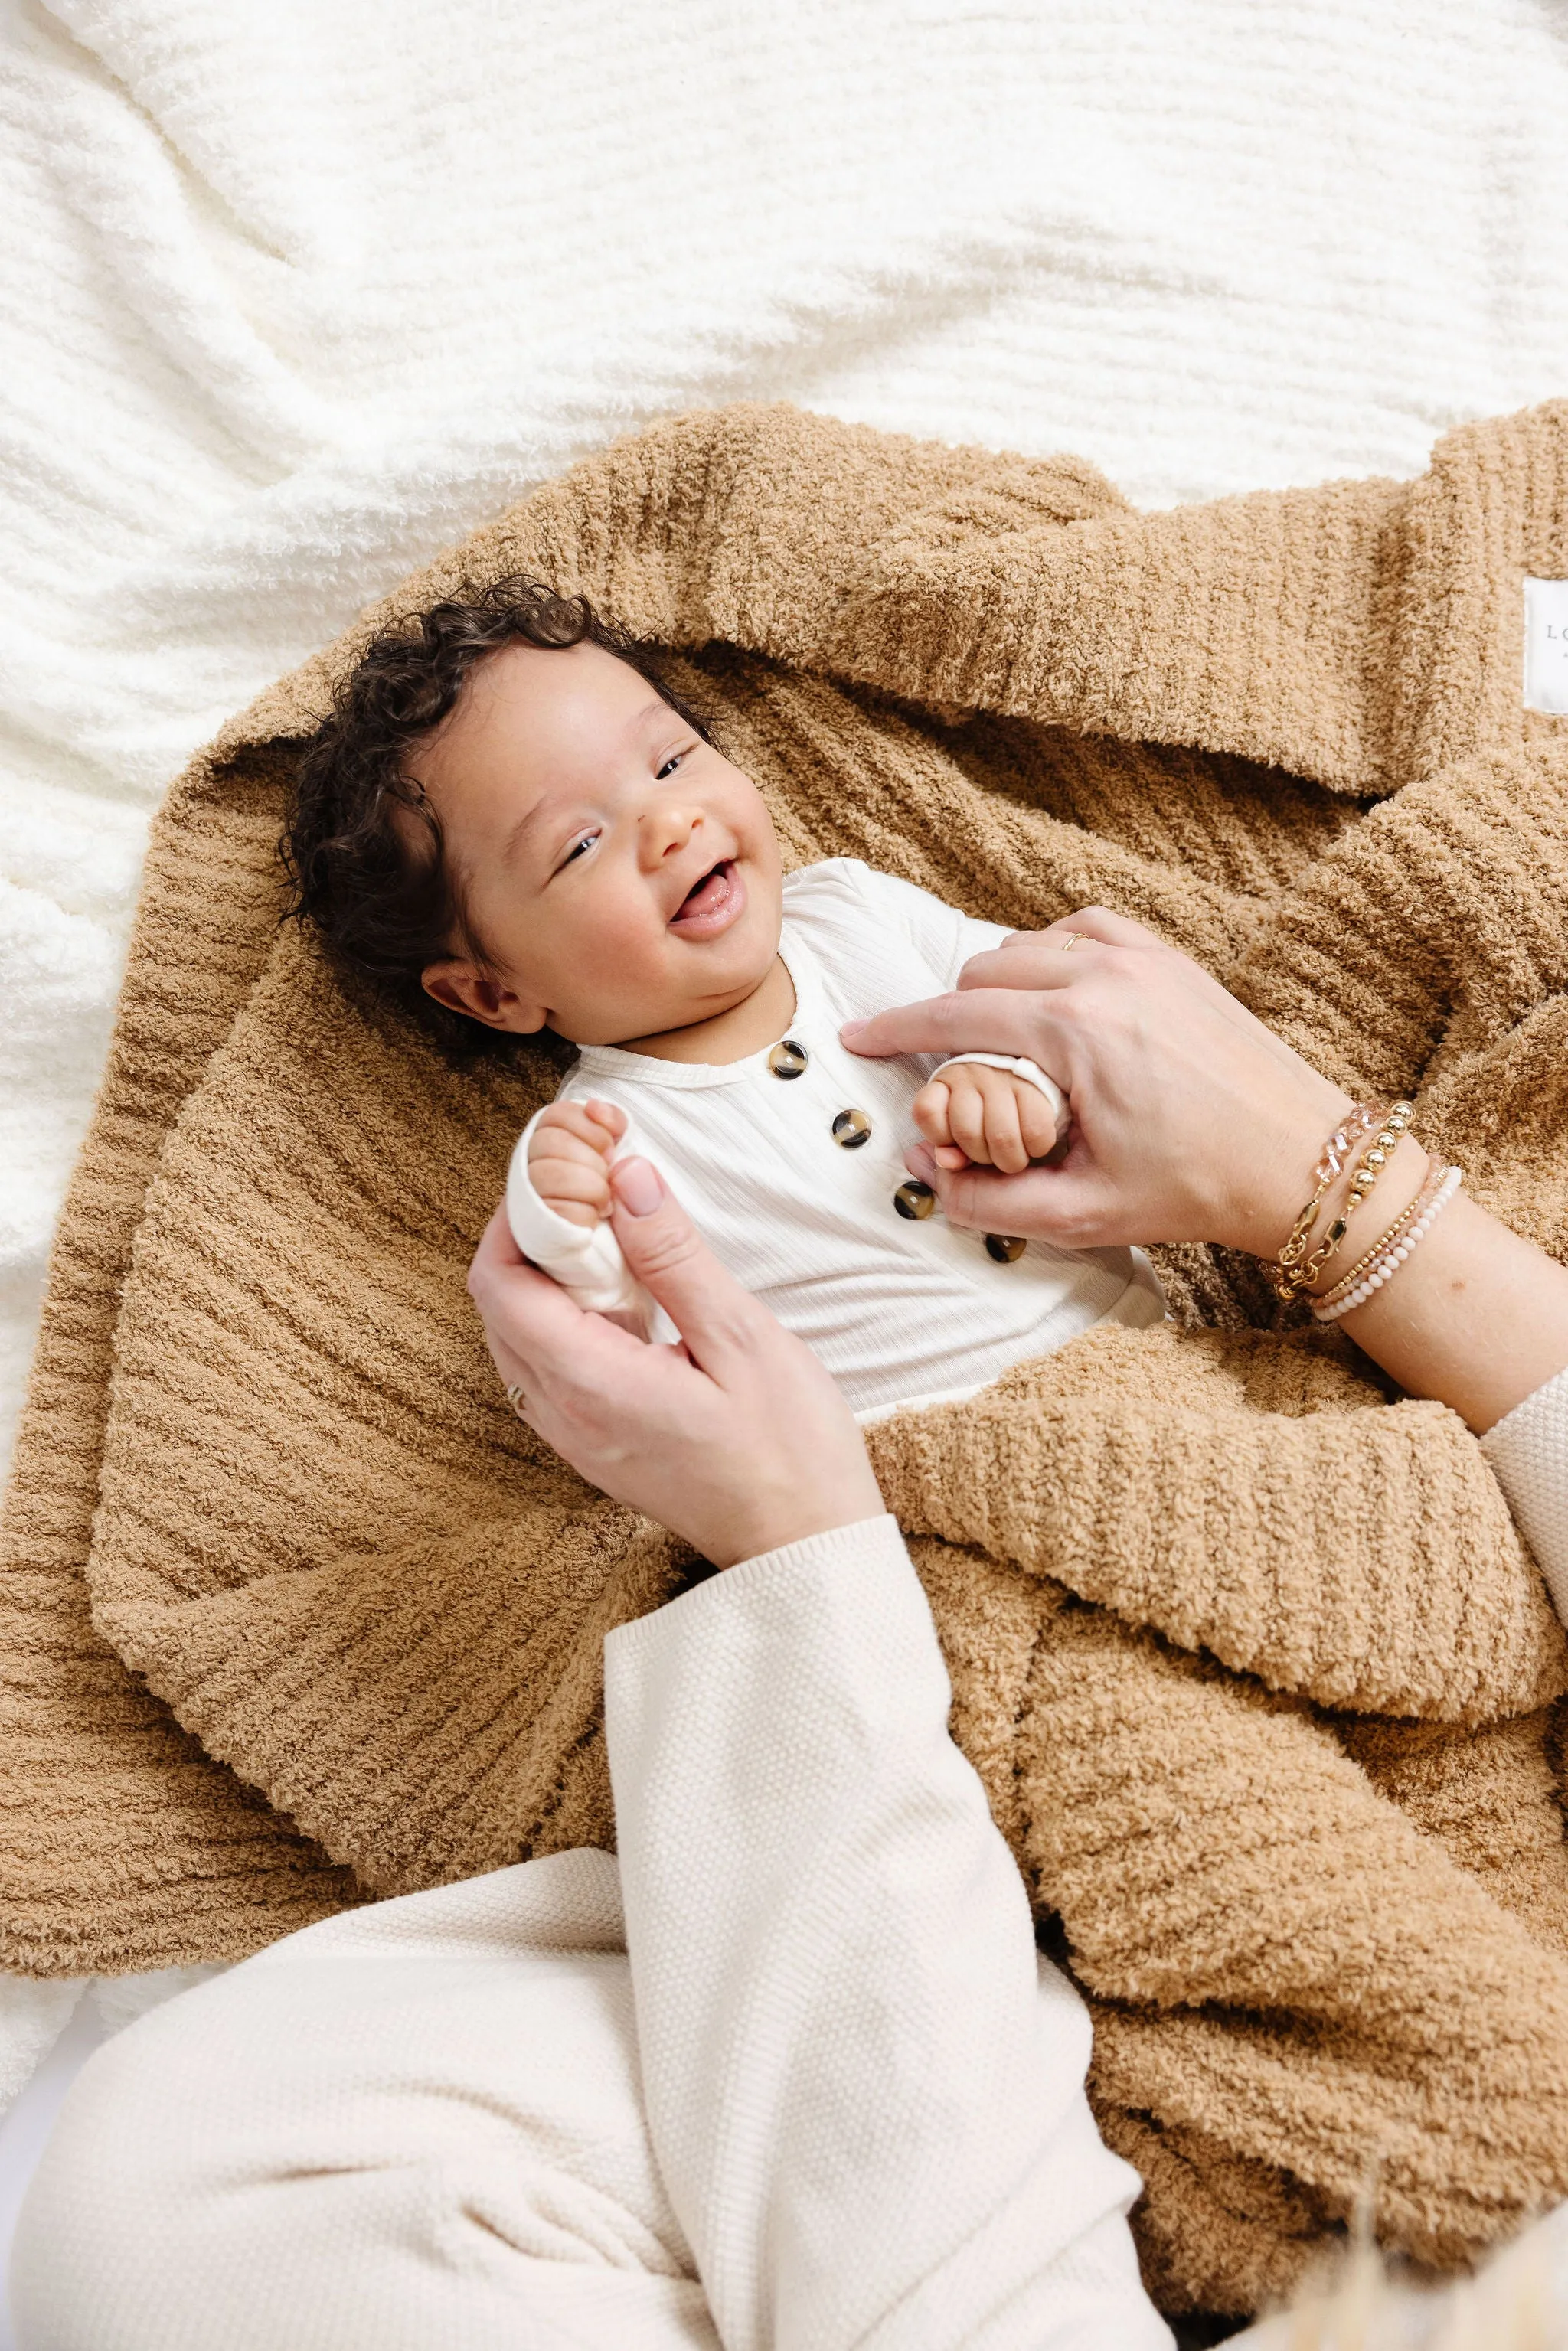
[1310,1165,1464,1322]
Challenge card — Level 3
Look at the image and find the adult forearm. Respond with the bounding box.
[841,911,1568,1444]
[1280,1127,1568,1435]
[1330,1184,1568,1434]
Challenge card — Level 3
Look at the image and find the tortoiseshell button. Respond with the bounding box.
[831,1107,872,1150]
[768,1038,808,1079]
[893,1178,936,1220]
[985,1234,1027,1263]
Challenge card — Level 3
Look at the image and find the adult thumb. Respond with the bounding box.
[608,1157,760,1360]
[913,1145,1116,1250]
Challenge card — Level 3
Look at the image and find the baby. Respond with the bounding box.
[286,583,1164,1419]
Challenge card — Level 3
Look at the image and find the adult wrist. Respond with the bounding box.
[1241,1092,1432,1305]
[720,1510,899,1581]
[1227,1082,1357,1262]
[1299,1132,1429,1301]
[708,1471,887,1570]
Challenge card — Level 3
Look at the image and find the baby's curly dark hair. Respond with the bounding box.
[279,576,713,1051]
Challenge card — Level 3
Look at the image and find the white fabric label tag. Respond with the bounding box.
[1524,577,1568,713]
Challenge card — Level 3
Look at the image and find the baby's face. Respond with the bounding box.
[415,641,782,1047]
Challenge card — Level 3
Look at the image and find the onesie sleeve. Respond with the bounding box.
[505,1107,657,1333]
[846,861,1012,991]
[1481,1363,1568,1623]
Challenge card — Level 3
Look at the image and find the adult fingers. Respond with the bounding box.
[965,924,1307,1082]
[608,1158,774,1376]
[467,1203,607,1386]
[467,1201,526,1314]
[1034,904,1165,950]
[903,1140,1121,1249]
[959,909,1183,993]
[841,987,1067,1065]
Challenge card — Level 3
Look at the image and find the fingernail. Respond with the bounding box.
[612,1157,665,1216]
[839,1019,865,1043]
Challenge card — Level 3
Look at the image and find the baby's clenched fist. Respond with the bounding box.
[528,1099,627,1227]
[912,1063,1060,1174]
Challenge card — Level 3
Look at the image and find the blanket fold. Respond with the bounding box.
[6,399,1568,2317]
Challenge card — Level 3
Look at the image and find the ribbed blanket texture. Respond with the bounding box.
[5,403,1568,2317]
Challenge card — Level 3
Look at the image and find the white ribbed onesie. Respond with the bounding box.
[506,857,1166,1417]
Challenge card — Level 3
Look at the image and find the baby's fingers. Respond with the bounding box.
[945,1077,993,1166]
[911,1079,954,1146]
[1018,1082,1062,1161]
[531,1153,614,1229]
[583,1099,628,1142]
[533,1101,621,1161]
[981,1081,1028,1174]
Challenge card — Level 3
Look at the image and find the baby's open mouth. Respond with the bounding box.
[670,858,746,935]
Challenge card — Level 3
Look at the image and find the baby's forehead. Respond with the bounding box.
[416,642,672,817]
[462,642,666,746]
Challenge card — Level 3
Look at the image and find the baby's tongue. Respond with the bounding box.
[678,865,728,918]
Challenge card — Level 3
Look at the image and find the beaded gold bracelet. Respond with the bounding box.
[1270,1099,1387,1304]
[1340,1099,1415,1222]
[1312,1164,1463,1323]
[1309,1151,1436,1311]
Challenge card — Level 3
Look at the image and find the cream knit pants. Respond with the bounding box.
[10,1521,1169,2351]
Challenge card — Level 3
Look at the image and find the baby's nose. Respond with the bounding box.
[642,802,701,860]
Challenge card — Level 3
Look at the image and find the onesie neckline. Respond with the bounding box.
[570,929,828,1091]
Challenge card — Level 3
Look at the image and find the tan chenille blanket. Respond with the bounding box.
[6,403,1568,2320]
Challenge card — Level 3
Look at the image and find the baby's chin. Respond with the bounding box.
[567,961,780,1053]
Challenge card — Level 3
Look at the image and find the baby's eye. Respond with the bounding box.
[560,829,600,869]
[655,752,684,780]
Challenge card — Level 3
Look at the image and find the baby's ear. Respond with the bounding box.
[422,958,546,1033]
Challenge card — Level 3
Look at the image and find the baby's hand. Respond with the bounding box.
[528,1099,628,1228]
[912,1064,1060,1175]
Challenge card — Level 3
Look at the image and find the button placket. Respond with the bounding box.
[831,1106,872,1149]
[764,1007,938,1227]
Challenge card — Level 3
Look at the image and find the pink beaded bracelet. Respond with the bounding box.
[1310,1164,1464,1322]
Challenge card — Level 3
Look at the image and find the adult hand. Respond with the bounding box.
[843,905,1354,1259]
[468,1157,884,1568]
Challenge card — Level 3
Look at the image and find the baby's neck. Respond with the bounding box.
[616,954,796,1066]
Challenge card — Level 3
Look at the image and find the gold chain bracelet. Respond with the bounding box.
[1270,1099,1413,1305]
[1312,1149,1432,1311]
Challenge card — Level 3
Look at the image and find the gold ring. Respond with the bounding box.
[505,1382,530,1421]
[1059,930,1084,952]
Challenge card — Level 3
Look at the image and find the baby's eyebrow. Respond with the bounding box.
[501,798,554,869]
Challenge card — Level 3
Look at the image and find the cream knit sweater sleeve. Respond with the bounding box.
[1482,1363,1568,1622]
[603,1515,1171,2351]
